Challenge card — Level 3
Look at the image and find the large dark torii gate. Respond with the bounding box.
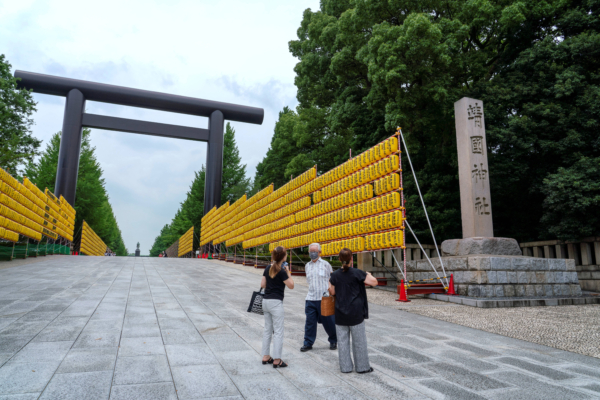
[15,71,264,215]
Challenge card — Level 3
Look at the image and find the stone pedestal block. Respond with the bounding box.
[409,255,583,298]
[441,237,522,256]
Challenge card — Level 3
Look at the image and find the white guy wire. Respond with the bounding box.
[399,128,449,287]
[390,250,407,281]
[405,220,443,284]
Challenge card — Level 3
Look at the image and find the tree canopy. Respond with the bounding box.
[0,54,40,177]
[25,129,128,255]
[253,0,600,242]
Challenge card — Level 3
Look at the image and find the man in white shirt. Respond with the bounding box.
[301,243,337,351]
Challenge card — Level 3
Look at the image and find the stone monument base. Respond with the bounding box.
[441,237,522,256]
[409,255,581,298]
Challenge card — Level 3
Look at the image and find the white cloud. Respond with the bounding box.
[1,0,318,254]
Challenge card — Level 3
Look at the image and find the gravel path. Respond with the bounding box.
[216,260,600,358]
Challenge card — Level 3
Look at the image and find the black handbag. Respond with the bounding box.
[247,288,264,315]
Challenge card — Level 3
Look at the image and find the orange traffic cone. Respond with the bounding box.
[396,279,411,302]
[447,274,457,295]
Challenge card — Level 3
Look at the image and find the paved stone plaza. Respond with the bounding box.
[0,257,599,399]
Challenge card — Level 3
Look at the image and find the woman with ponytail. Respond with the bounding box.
[260,246,294,368]
[328,248,378,373]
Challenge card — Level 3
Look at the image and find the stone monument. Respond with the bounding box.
[428,97,583,300]
[135,242,140,257]
[442,97,521,256]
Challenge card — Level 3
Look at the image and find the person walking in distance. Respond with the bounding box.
[301,243,337,352]
[261,246,294,368]
[329,248,378,373]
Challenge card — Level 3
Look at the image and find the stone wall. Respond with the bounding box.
[576,265,600,292]
[408,256,582,298]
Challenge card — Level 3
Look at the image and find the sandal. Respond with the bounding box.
[262,357,274,365]
[357,367,374,374]
[273,360,288,368]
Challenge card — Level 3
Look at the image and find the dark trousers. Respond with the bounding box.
[304,300,337,346]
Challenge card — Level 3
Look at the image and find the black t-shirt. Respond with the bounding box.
[329,268,369,326]
[263,265,289,301]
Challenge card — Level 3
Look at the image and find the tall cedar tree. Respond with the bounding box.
[149,123,250,255]
[254,0,600,242]
[0,54,41,177]
[25,129,128,255]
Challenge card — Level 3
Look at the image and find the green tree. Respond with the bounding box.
[254,0,600,242]
[25,129,128,255]
[0,54,40,177]
[221,123,250,203]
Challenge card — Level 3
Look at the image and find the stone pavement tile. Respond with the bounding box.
[424,362,509,391]
[82,318,123,332]
[278,358,344,389]
[119,337,165,357]
[0,319,18,331]
[411,379,488,400]
[502,348,567,365]
[38,370,112,400]
[56,347,118,373]
[124,305,155,315]
[485,370,592,400]
[0,353,12,366]
[229,372,306,400]
[203,333,253,353]
[172,364,240,399]
[328,370,427,400]
[374,344,433,364]
[73,331,120,348]
[0,336,32,354]
[31,303,70,312]
[122,323,161,338]
[158,318,196,330]
[497,357,574,380]
[445,340,500,357]
[1,321,49,336]
[154,302,182,311]
[195,323,235,336]
[33,323,87,343]
[579,383,600,394]
[303,385,371,400]
[124,314,158,325]
[563,365,600,379]
[428,349,499,372]
[0,360,60,394]
[368,354,434,379]
[0,301,40,315]
[110,382,178,400]
[113,354,171,385]
[550,350,600,368]
[90,311,125,320]
[161,328,205,345]
[215,350,281,375]
[9,341,73,364]
[0,300,17,309]
[17,311,61,322]
[165,343,219,366]
[156,309,187,319]
[0,394,41,399]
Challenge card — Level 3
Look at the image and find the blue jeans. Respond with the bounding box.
[304,300,337,346]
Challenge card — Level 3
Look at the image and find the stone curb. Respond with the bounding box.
[426,293,600,308]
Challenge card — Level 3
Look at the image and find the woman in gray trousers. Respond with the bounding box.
[328,248,378,373]
[261,246,294,368]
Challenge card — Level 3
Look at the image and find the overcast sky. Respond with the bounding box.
[1,0,320,254]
